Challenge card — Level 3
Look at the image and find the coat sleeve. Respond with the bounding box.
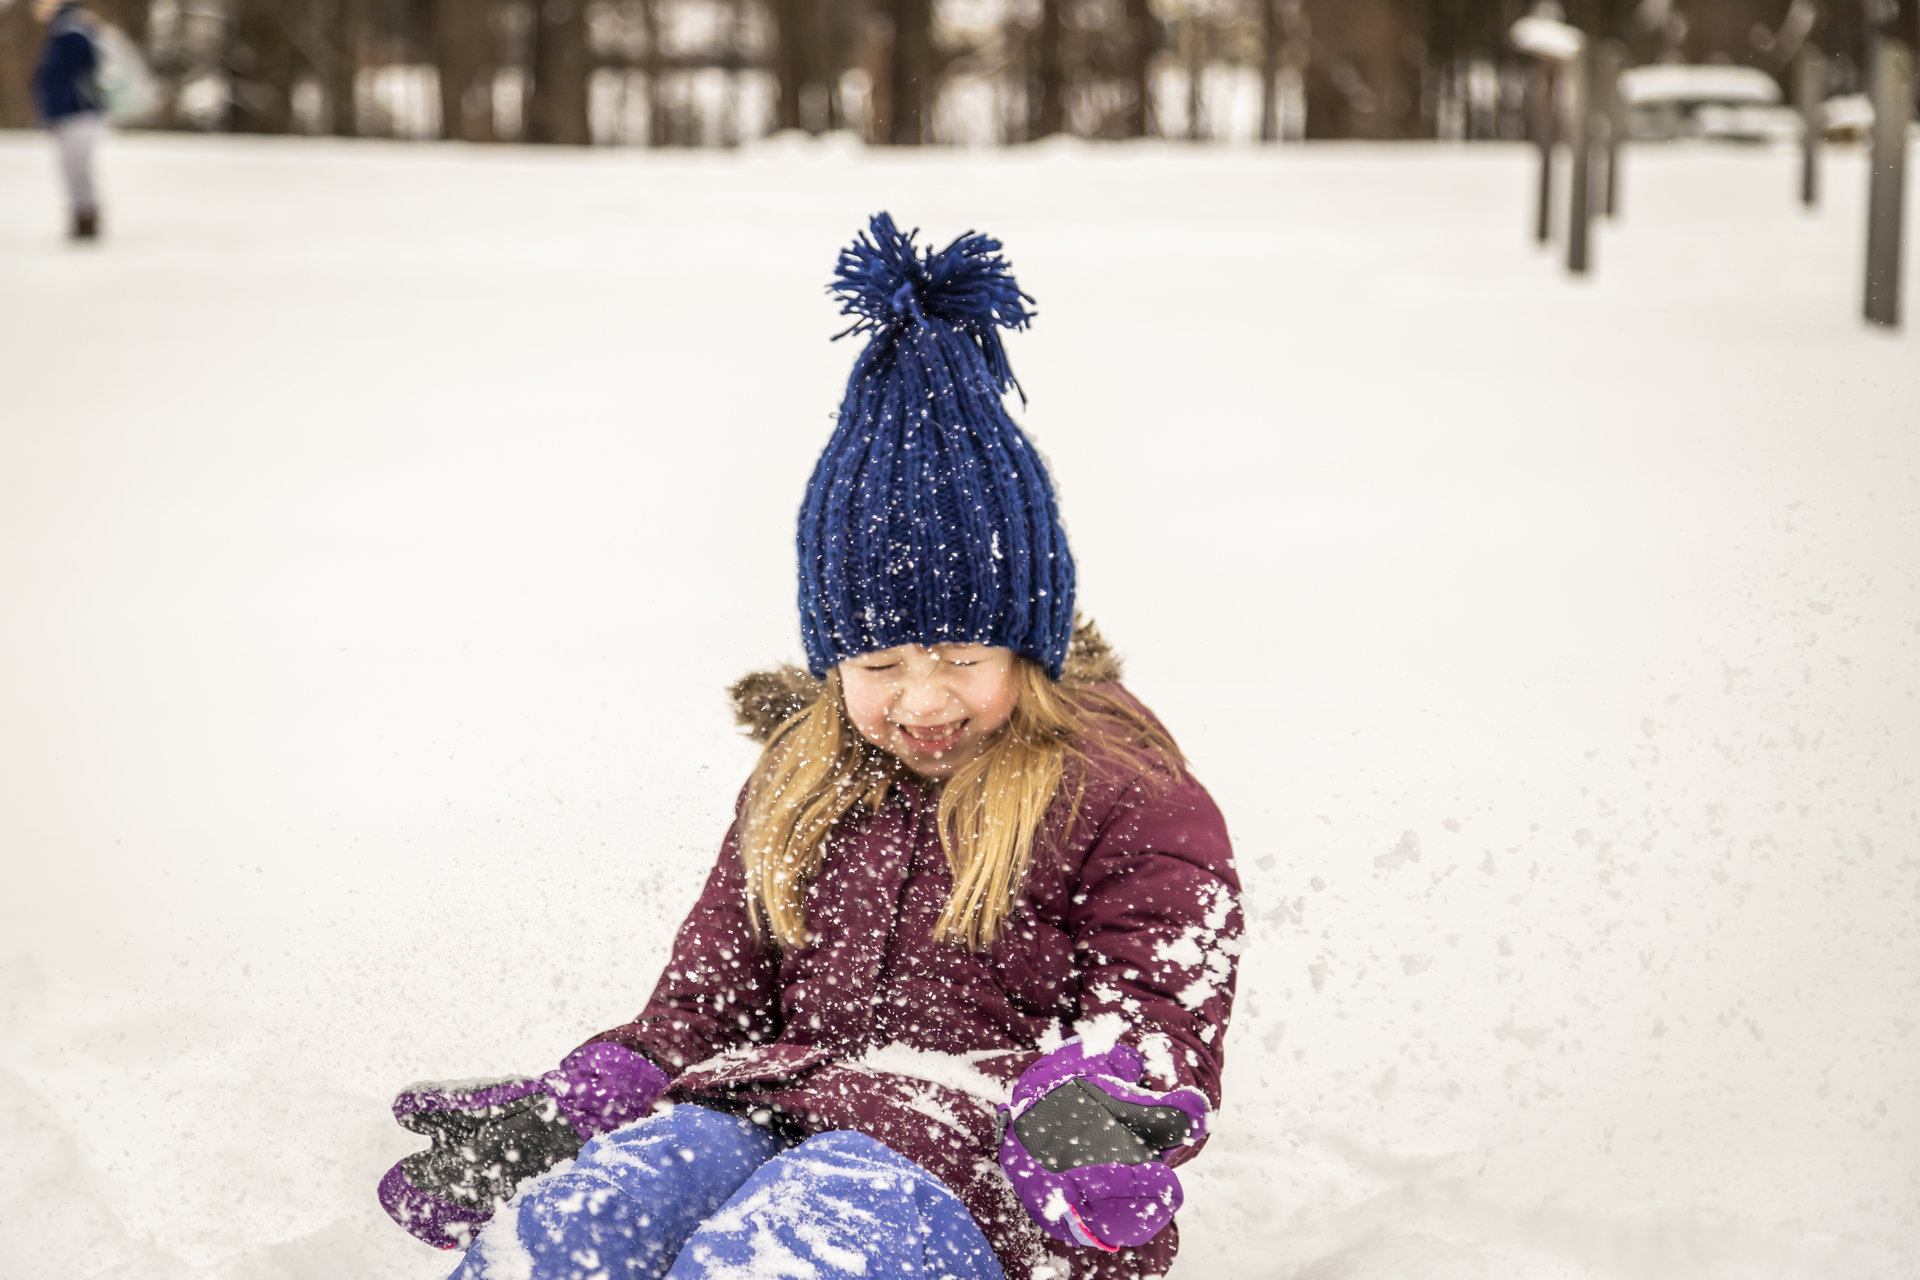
[1066,769,1241,1168]
[583,820,783,1073]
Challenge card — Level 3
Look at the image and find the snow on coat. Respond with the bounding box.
[582,675,1241,1280]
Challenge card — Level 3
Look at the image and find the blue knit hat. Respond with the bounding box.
[797,214,1076,680]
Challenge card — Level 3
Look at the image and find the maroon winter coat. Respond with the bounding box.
[585,684,1240,1280]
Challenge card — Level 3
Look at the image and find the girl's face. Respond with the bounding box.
[840,643,1019,779]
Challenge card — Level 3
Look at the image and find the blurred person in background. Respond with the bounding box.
[32,0,104,241]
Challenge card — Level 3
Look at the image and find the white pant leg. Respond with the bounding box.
[52,115,104,213]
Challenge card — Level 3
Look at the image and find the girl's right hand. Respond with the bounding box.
[378,1043,669,1250]
[379,1075,581,1249]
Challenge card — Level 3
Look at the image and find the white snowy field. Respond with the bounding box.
[1,129,1916,1280]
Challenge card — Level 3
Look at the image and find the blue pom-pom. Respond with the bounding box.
[830,213,1035,398]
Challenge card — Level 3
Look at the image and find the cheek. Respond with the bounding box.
[839,681,894,743]
[962,673,1018,729]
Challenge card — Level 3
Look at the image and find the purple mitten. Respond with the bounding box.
[378,1074,563,1250]
[540,1042,671,1140]
[379,1044,669,1250]
[997,1036,1211,1252]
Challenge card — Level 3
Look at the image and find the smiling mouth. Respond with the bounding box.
[895,720,967,752]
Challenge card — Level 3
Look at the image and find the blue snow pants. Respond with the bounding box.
[448,1104,1006,1280]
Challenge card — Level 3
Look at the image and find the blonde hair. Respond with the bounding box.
[734,626,1183,951]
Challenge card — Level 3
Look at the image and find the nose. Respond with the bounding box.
[895,673,953,720]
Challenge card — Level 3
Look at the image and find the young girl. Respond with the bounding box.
[380,215,1241,1280]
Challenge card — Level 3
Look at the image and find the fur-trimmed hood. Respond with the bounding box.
[727,621,1126,744]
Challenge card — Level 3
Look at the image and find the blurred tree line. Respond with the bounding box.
[0,0,1897,143]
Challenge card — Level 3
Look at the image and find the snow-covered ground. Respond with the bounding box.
[1,130,1915,1280]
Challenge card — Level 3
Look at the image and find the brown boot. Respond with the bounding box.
[72,208,99,240]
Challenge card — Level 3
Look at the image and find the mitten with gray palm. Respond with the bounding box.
[997,1037,1210,1252]
[378,1042,669,1249]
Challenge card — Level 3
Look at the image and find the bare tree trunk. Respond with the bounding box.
[721,0,745,144]
[1034,0,1065,136]
[327,0,363,135]
[643,0,666,145]
[775,0,807,130]
[88,0,149,49]
[436,0,496,140]
[1121,0,1152,136]
[1300,0,1423,140]
[528,0,590,143]
[775,0,834,132]
[230,0,301,133]
[0,1,41,129]
[888,0,929,143]
[1259,0,1278,140]
[1184,12,1204,140]
[820,0,844,131]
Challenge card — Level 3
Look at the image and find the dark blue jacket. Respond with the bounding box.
[32,5,101,124]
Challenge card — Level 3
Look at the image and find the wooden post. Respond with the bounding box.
[1797,45,1824,207]
[1864,34,1911,326]
[1530,59,1554,244]
[1601,40,1626,219]
[1567,44,1593,274]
